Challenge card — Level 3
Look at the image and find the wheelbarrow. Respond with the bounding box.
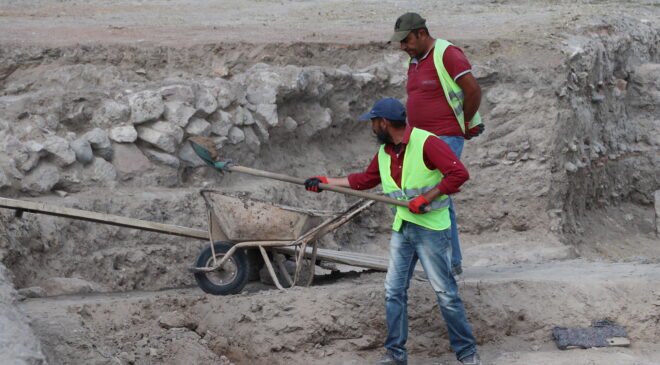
[190,189,375,295]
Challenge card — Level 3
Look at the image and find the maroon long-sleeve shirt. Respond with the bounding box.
[347,127,469,195]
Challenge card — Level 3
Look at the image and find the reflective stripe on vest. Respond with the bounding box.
[378,128,451,232]
[430,39,482,133]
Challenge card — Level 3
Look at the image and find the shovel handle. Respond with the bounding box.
[227,165,412,208]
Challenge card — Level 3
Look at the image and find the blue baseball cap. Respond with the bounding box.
[358,98,407,123]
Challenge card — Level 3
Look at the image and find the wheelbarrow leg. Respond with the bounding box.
[258,246,285,290]
[273,253,294,287]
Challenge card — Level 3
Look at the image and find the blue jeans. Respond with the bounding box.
[438,135,464,275]
[384,221,477,361]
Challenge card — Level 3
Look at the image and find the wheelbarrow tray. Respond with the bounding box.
[202,190,321,242]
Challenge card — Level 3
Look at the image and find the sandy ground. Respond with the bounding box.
[1,0,659,364]
[19,261,660,364]
[0,0,658,46]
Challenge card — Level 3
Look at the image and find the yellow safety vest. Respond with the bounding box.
[378,128,451,231]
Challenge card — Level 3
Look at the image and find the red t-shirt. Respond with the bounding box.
[347,126,469,195]
[406,44,472,136]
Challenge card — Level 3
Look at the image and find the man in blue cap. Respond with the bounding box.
[304,98,480,365]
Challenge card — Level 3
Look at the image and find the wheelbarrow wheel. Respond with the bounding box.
[194,241,249,295]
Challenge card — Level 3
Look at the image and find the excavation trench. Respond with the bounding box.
[0,14,658,365]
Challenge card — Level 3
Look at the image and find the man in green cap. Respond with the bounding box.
[391,12,485,283]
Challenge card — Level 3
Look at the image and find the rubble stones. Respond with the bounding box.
[163,101,196,128]
[21,163,60,195]
[109,125,138,143]
[186,118,212,136]
[70,138,94,165]
[129,90,165,124]
[43,135,76,166]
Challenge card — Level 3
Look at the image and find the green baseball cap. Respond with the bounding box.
[390,12,426,42]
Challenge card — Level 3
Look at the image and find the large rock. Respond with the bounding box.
[233,106,255,126]
[137,127,176,153]
[83,128,114,160]
[2,135,35,172]
[298,106,332,137]
[245,69,280,105]
[84,157,117,185]
[40,277,105,296]
[255,104,279,127]
[194,86,218,117]
[137,121,183,153]
[186,118,212,136]
[91,99,129,128]
[209,110,233,137]
[159,84,195,103]
[151,121,184,143]
[143,148,180,168]
[109,125,138,143]
[42,135,76,166]
[164,101,196,128]
[129,90,165,124]
[243,127,261,153]
[112,143,151,178]
[216,79,239,109]
[227,127,245,144]
[70,138,94,165]
[21,163,60,195]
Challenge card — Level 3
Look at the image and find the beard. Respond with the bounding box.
[375,129,393,145]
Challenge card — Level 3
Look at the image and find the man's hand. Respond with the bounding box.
[408,195,430,214]
[304,176,329,193]
[464,124,485,140]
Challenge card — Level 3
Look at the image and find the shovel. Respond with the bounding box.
[189,137,418,210]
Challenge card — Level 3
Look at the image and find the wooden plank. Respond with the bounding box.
[275,246,424,272]
[0,197,209,240]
